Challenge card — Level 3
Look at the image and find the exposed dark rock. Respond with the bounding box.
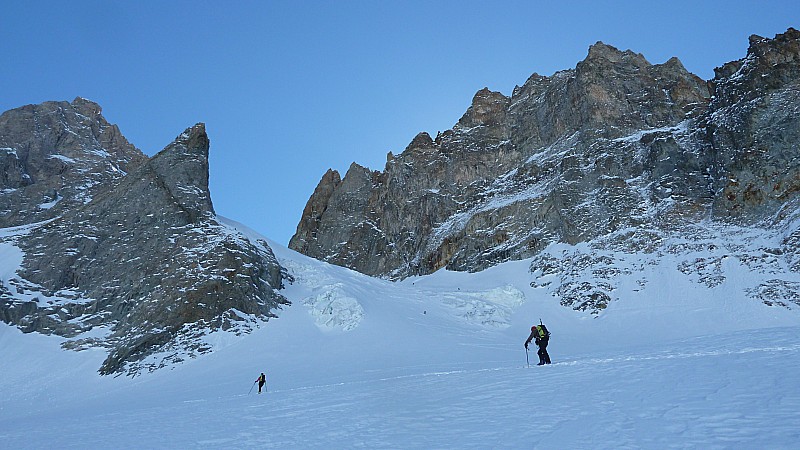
[1,120,289,375]
[707,28,800,221]
[291,29,800,289]
[0,97,147,228]
[291,32,721,278]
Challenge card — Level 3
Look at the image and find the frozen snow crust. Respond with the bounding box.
[1,219,799,448]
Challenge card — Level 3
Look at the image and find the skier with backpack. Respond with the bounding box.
[256,372,267,394]
[525,321,551,365]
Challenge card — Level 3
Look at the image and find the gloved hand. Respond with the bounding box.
[524,342,528,349]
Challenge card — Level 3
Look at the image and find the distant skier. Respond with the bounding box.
[256,372,267,394]
[525,322,551,365]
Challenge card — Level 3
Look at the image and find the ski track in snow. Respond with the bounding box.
[2,327,799,449]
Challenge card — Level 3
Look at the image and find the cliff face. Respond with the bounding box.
[1,115,289,375]
[707,29,800,220]
[290,35,719,278]
[291,29,800,280]
[0,98,147,228]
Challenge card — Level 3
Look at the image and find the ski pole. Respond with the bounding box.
[525,346,530,368]
[248,380,256,395]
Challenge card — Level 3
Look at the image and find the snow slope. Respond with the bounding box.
[1,218,799,448]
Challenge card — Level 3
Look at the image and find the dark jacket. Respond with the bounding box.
[525,325,549,347]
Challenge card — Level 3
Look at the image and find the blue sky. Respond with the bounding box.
[2,1,797,244]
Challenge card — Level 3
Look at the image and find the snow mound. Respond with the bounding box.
[304,284,365,331]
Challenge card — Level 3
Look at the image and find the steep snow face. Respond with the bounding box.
[2,222,800,448]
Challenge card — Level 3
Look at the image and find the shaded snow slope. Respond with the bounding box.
[1,218,799,448]
[3,327,798,448]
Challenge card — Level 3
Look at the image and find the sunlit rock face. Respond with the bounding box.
[292,30,800,283]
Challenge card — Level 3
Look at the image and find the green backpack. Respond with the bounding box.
[536,324,549,340]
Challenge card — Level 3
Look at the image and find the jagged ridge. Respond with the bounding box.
[290,28,800,291]
[0,97,147,227]
[1,120,289,375]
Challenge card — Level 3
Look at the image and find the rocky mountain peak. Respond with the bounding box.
[661,56,688,71]
[571,39,710,132]
[0,98,147,228]
[71,96,103,117]
[288,168,342,254]
[406,132,435,152]
[457,88,510,129]
[148,123,214,221]
[748,27,799,60]
[290,28,797,283]
[584,41,648,67]
[1,109,289,375]
[714,28,800,85]
[174,122,209,152]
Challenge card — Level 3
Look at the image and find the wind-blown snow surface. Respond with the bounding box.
[2,218,800,449]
